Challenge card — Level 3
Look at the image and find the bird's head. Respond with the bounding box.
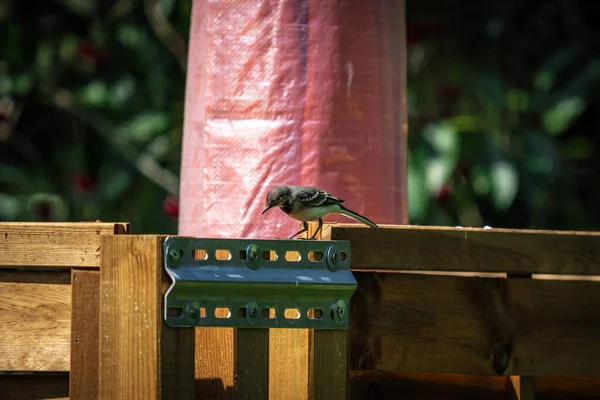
[262,185,291,214]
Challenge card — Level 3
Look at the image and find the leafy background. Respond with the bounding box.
[1,0,599,233]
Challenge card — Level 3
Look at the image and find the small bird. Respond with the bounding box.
[261,185,378,239]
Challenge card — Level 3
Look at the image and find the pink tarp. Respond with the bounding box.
[179,0,407,238]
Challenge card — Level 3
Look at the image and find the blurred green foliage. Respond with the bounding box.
[1,0,599,232]
[407,0,600,230]
[0,0,190,233]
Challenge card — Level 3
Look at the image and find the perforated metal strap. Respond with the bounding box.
[163,237,356,329]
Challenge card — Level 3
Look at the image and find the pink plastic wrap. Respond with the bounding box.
[179,0,407,238]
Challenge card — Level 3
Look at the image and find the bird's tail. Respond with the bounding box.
[337,205,379,228]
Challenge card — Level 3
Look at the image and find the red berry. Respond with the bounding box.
[74,173,93,193]
[436,186,452,203]
[163,196,179,220]
[76,40,108,68]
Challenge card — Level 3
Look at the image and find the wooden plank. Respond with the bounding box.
[310,330,348,400]
[269,329,310,400]
[254,224,318,400]
[349,371,506,400]
[70,269,100,399]
[195,328,235,399]
[349,272,600,376]
[0,271,71,371]
[298,223,350,399]
[0,222,129,268]
[304,223,348,399]
[195,251,236,399]
[0,374,70,399]
[507,376,535,400]
[99,235,195,399]
[234,329,269,399]
[325,223,600,275]
[161,267,197,399]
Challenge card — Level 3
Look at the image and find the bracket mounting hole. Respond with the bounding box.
[285,251,301,262]
[262,250,278,261]
[307,308,324,319]
[214,307,231,318]
[215,250,232,260]
[284,308,301,319]
[192,249,208,260]
[261,307,277,319]
[340,252,348,262]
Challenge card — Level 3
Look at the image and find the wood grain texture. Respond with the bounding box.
[0,222,129,268]
[0,271,71,371]
[0,374,70,400]
[269,329,310,400]
[70,269,100,399]
[507,376,535,400]
[99,235,195,399]
[310,330,348,400]
[161,264,196,399]
[326,223,600,275]
[306,224,349,399]
[195,328,235,399]
[234,329,269,400]
[254,226,313,400]
[350,272,600,376]
[194,250,237,399]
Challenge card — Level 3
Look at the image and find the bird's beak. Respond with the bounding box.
[261,204,273,215]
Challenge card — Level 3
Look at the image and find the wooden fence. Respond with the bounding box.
[1,221,600,399]
[0,222,129,399]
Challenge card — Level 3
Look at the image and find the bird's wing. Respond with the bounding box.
[295,186,344,207]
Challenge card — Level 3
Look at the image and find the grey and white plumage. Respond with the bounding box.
[261,185,378,239]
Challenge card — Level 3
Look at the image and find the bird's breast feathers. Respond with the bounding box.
[283,203,341,222]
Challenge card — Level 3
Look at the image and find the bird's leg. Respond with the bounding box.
[288,221,309,240]
[309,219,323,240]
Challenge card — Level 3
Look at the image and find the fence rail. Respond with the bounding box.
[2,221,600,399]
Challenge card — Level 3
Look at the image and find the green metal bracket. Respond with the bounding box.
[163,237,356,329]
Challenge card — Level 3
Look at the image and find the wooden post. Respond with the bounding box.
[99,235,195,399]
[195,327,235,398]
[269,328,310,399]
[70,269,100,399]
[307,223,350,400]
[309,330,349,400]
[234,329,270,399]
